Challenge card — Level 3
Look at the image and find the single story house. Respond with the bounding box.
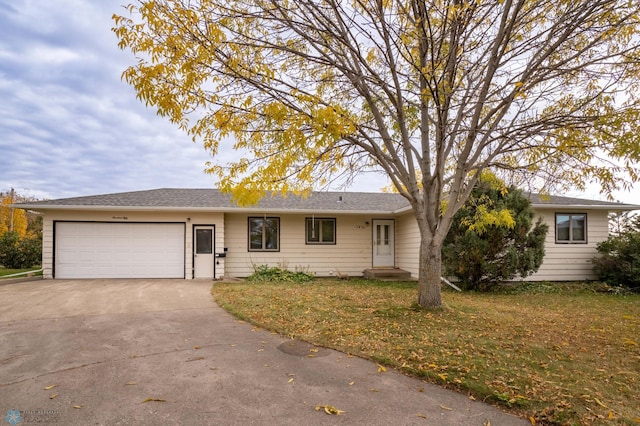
[14,188,640,281]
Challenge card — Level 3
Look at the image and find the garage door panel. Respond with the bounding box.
[55,222,185,279]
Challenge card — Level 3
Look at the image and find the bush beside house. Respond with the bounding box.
[442,176,548,291]
[592,215,640,291]
[0,231,42,269]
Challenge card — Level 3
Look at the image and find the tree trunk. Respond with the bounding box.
[417,237,443,309]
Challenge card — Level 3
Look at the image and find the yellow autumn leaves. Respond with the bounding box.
[0,194,28,238]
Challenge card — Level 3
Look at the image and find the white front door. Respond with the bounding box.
[372,219,395,268]
[193,225,215,279]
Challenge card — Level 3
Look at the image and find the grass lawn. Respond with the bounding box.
[0,266,42,277]
[212,279,640,425]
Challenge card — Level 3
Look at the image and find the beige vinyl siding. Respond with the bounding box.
[390,207,608,282]
[39,204,611,282]
[41,210,224,279]
[395,212,420,278]
[224,213,376,277]
[525,208,608,281]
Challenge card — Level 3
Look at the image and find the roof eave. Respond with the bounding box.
[14,202,640,214]
[532,203,640,211]
[11,204,399,215]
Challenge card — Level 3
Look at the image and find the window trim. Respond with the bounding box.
[555,213,587,244]
[305,217,337,245]
[248,217,280,252]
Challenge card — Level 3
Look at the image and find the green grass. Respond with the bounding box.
[0,266,42,277]
[212,279,640,425]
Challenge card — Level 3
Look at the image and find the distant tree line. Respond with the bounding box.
[0,189,42,269]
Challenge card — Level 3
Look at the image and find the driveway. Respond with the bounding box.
[0,280,527,425]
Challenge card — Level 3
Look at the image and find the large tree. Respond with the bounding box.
[113,0,640,308]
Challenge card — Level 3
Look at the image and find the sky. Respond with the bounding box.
[0,1,638,206]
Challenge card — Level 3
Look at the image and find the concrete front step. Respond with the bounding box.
[363,268,413,281]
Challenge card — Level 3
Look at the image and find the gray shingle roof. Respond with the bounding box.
[13,188,639,212]
[15,188,410,213]
[524,192,639,209]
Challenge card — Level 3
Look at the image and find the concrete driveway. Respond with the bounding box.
[0,279,527,425]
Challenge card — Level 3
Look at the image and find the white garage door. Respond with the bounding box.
[55,222,185,279]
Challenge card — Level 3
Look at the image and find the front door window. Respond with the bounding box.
[196,228,213,254]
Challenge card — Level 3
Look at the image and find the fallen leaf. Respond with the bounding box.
[594,398,608,408]
[370,388,379,392]
[315,405,345,415]
[417,413,427,418]
[440,405,453,411]
[529,416,536,425]
[484,421,491,426]
[469,395,476,401]
[377,364,386,373]
[310,348,319,353]
[288,378,294,384]
[348,381,355,386]
[185,356,205,362]
[125,382,137,385]
[194,346,201,350]
[44,385,57,390]
[49,393,58,399]
[608,411,615,420]
[73,405,82,409]
[142,398,166,403]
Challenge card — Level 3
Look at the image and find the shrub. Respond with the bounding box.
[0,231,42,269]
[592,215,640,291]
[442,175,548,291]
[247,264,314,283]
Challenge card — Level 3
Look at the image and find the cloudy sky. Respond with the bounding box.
[1,1,638,205]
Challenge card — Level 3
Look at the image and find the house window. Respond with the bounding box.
[306,218,336,244]
[555,213,587,243]
[248,217,280,251]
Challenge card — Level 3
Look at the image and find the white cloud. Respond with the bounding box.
[0,0,220,199]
